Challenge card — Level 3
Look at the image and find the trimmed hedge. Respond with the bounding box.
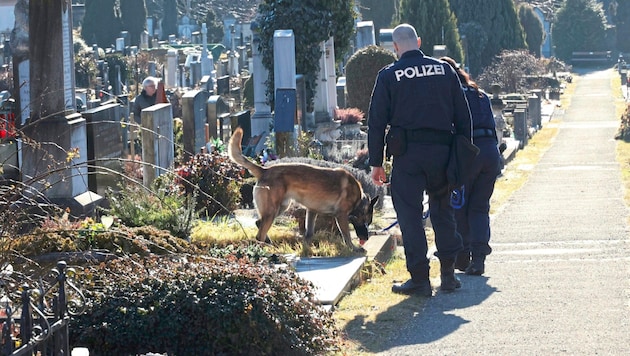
[345,45,397,121]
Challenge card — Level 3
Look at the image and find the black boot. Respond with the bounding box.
[392,279,432,297]
[465,255,486,276]
[454,251,470,271]
[440,259,461,292]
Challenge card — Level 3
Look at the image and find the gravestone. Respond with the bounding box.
[82,103,124,195]
[513,108,528,148]
[22,114,89,200]
[273,29,297,157]
[20,1,103,213]
[313,37,336,123]
[528,92,542,129]
[166,49,177,87]
[336,77,346,109]
[296,74,307,130]
[230,110,251,147]
[199,75,213,93]
[356,21,376,49]
[250,21,272,138]
[148,61,157,77]
[207,95,230,140]
[141,103,174,186]
[200,23,214,77]
[182,89,210,161]
[190,61,201,87]
[217,75,230,95]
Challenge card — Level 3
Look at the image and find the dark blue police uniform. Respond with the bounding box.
[455,86,502,273]
[368,49,472,283]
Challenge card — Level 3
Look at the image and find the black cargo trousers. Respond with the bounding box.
[390,139,463,281]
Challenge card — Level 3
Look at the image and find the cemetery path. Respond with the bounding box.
[377,68,630,355]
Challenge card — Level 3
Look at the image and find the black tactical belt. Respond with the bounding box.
[406,129,453,145]
[472,128,496,139]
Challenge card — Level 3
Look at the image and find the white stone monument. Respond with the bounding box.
[313,37,337,122]
[251,23,272,138]
[273,30,296,91]
[166,49,178,88]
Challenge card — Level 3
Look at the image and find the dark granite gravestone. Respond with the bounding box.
[207,95,230,140]
[182,89,210,161]
[217,75,230,95]
[82,103,124,196]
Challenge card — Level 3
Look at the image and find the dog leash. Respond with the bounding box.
[379,210,430,233]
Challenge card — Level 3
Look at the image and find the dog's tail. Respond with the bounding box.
[228,127,264,179]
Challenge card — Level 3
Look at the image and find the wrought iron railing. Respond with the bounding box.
[0,261,85,356]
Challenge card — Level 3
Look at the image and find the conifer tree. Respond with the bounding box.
[161,0,178,40]
[81,0,122,48]
[518,3,545,57]
[395,0,464,64]
[120,0,147,47]
[450,0,526,76]
[553,0,607,61]
[358,0,396,39]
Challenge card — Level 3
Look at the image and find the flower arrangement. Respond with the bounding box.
[334,107,364,125]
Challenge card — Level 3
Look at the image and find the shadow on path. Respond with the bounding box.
[343,275,497,353]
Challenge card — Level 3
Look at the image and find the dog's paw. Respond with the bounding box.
[352,245,367,254]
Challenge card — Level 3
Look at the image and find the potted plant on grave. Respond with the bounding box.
[334,107,365,139]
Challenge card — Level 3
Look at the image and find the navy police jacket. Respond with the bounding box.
[463,86,496,131]
[368,50,472,166]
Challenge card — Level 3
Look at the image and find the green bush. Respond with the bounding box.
[105,174,196,239]
[177,151,246,217]
[345,45,397,121]
[70,255,340,355]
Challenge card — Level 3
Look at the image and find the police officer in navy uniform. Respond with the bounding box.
[441,56,501,276]
[368,24,473,296]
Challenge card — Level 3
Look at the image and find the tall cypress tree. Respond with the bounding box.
[395,0,464,63]
[120,0,147,47]
[205,6,224,43]
[518,3,545,57]
[450,0,526,76]
[613,0,630,52]
[358,0,396,39]
[553,0,607,61]
[81,0,122,48]
[161,0,178,40]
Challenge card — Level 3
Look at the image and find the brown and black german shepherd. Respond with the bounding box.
[228,128,378,251]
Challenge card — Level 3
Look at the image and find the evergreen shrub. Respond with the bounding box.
[345,45,397,120]
[69,255,340,355]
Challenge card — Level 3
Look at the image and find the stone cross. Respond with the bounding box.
[200,23,214,77]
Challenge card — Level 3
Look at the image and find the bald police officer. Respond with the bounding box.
[368,24,472,296]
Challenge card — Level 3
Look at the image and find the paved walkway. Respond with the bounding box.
[379,68,630,355]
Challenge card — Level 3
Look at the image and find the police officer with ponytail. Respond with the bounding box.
[368,24,472,296]
[441,56,501,276]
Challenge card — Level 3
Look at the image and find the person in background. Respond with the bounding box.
[368,24,472,296]
[132,76,159,123]
[441,56,502,276]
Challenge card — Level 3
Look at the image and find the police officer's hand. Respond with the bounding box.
[371,166,388,186]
